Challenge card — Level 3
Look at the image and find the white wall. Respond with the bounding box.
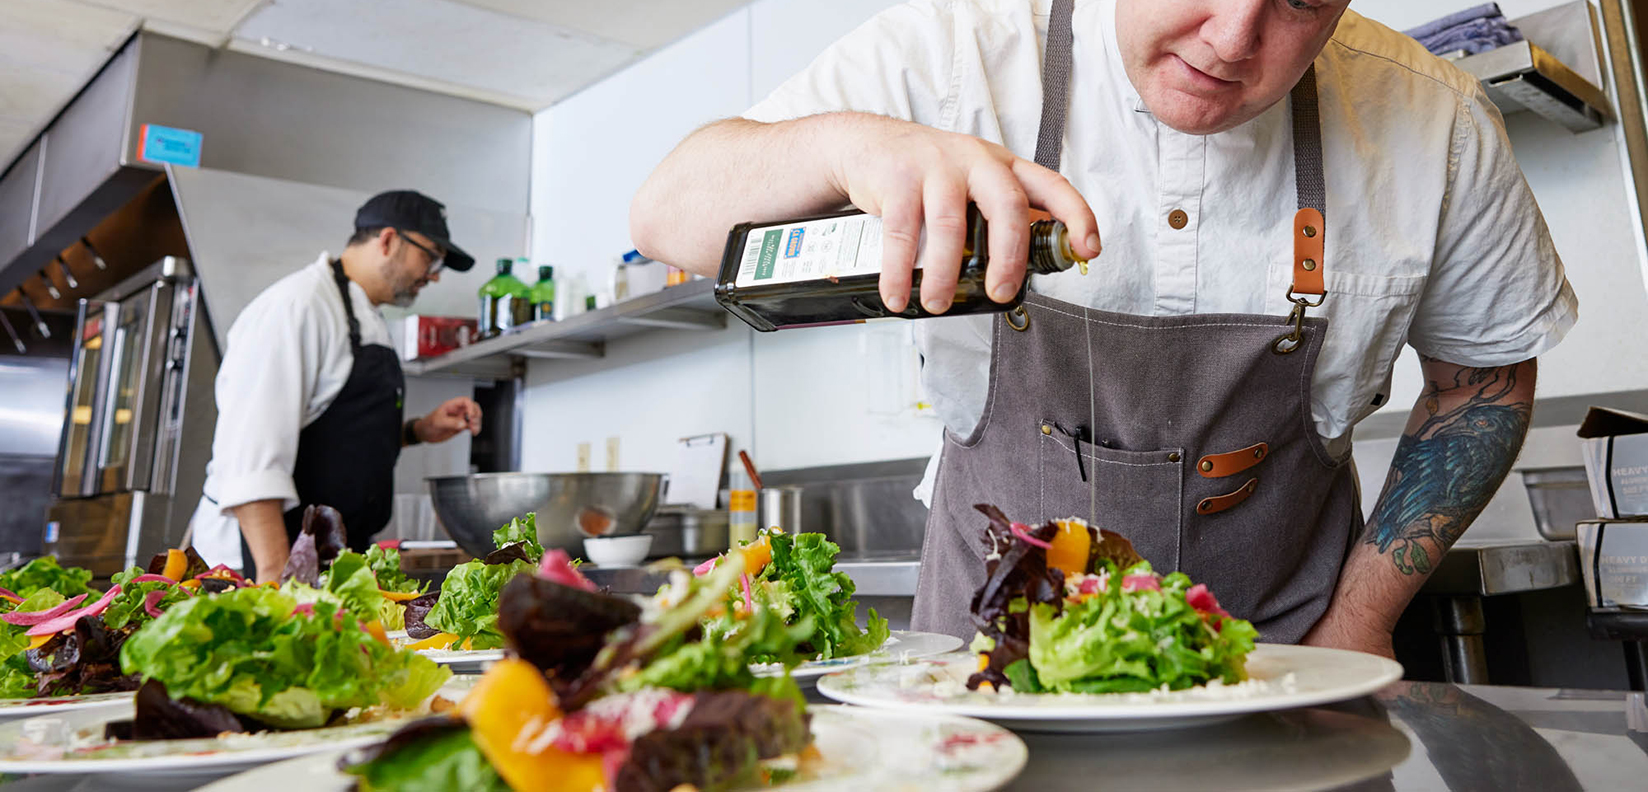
[521,0,932,478]
[522,0,1648,538]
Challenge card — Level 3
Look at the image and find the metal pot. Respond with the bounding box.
[426,472,666,558]
[644,506,729,559]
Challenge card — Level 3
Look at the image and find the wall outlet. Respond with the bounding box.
[605,436,620,472]
[575,442,591,472]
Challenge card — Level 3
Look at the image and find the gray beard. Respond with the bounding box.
[389,289,418,308]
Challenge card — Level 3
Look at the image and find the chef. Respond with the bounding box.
[630,0,1577,657]
[190,190,483,582]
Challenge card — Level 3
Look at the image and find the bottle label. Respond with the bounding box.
[734,213,900,288]
[729,490,758,511]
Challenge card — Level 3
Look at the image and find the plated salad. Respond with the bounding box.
[343,550,815,792]
[114,585,451,737]
[967,505,1258,694]
[1,548,248,700]
[281,505,431,632]
[401,515,544,651]
[693,529,889,663]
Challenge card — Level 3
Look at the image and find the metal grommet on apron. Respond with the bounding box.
[912,0,1362,644]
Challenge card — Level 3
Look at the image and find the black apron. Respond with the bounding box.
[912,0,1360,643]
[279,260,405,552]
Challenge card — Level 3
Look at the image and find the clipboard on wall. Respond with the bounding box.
[665,433,727,509]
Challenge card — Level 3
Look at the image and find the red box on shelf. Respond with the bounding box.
[399,315,478,361]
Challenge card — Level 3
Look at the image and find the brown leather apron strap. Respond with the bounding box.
[1276,68,1328,354]
[1197,442,1269,478]
[1197,478,1259,515]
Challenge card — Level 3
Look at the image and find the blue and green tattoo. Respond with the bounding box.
[1364,358,1533,575]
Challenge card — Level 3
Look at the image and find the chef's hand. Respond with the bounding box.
[1300,607,1396,660]
[823,114,1102,314]
[415,397,482,444]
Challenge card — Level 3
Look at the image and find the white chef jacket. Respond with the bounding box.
[742,0,1577,500]
[189,252,396,568]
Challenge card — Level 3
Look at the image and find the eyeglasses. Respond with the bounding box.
[396,229,445,275]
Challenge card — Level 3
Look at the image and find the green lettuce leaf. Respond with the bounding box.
[1025,563,1259,693]
[491,514,543,562]
[365,545,426,594]
[323,552,388,623]
[102,567,192,631]
[119,586,451,729]
[0,624,32,698]
[344,728,510,792]
[423,559,533,649]
[758,532,888,659]
[0,557,94,599]
[623,603,811,695]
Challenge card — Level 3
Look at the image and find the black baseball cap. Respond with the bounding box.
[354,190,475,272]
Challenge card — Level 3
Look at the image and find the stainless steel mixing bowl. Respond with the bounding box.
[426,472,666,558]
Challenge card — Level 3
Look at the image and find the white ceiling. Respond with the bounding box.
[0,0,750,169]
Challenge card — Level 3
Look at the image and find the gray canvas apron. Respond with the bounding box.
[912,0,1362,644]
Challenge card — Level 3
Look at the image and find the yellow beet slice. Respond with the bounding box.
[459,658,605,792]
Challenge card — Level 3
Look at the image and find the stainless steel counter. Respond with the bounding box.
[992,682,1648,791]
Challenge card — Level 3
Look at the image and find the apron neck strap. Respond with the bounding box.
[1033,0,1077,171]
[329,259,364,353]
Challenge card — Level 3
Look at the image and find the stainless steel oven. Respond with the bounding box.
[47,257,217,575]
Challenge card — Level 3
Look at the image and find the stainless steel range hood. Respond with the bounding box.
[0,30,532,322]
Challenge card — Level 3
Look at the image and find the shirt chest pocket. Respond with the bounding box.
[1314,270,1428,423]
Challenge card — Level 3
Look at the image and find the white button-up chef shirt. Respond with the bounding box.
[189,252,396,568]
[743,0,1576,499]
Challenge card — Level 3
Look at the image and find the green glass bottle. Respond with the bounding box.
[529,265,556,322]
[478,258,530,338]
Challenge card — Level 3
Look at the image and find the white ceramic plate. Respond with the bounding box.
[0,703,414,777]
[415,647,505,673]
[388,632,504,673]
[755,631,965,681]
[191,705,1028,792]
[817,644,1404,733]
[0,678,479,776]
[0,692,133,722]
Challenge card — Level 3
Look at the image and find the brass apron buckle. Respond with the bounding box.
[1271,287,1326,355]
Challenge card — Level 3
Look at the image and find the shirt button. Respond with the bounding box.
[1167,209,1189,230]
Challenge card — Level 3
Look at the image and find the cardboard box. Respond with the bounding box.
[1577,407,1648,519]
[395,315,477,362]
[1576,520,1648,609]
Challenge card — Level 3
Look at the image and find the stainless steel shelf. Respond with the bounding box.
[402,279,726,379]
[1455,41,1611,133]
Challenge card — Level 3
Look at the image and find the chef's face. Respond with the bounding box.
[1116,0,1350,135]
[383,230,444,308]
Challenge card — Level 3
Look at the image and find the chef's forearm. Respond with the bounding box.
[629,115,855,275]
[233,499,290,583]
[1326,357,1536,632]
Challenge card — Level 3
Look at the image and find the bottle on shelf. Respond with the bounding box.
[478,257,530,338]
[530,265,556,322]
[728,464,758,549]
[714,204,1089,332]
[512,258,535,326]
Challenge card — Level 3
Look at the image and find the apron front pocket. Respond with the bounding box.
[1036,422,1184,573]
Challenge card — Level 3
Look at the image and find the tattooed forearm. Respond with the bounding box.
[1362,357,1534,575]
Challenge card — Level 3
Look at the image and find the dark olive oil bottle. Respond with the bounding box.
[714,204,1087,332]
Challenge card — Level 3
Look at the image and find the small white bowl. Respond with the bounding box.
[583,534,652,567]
